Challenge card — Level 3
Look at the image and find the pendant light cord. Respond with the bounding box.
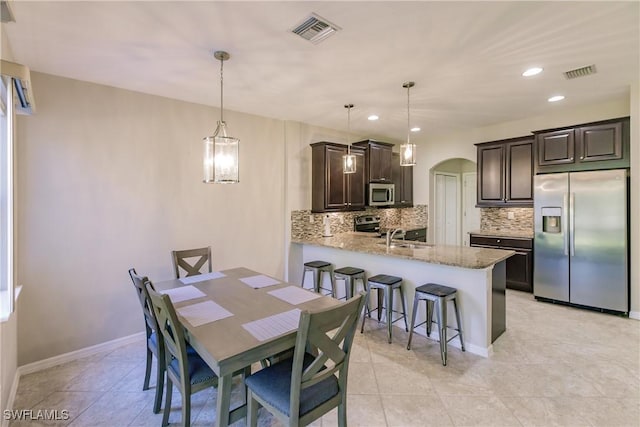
[219,56,224,123]
[347,104,351,155]
[406,84,411,144]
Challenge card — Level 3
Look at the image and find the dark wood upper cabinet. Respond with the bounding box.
[476,136,533,207]
[311,142,366,213]
[391,152,413,207]
[534,117,629,173]
[352,139,394,182]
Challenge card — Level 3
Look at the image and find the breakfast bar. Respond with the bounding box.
[290,233,515,357]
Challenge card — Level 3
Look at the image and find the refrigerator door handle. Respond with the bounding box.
[569,192,576,257]
[563,193,569,256]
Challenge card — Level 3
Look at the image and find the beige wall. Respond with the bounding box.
[630,81,639,316]
[16,72,286,365]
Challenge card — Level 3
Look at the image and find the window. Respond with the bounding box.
[0,75,15,317]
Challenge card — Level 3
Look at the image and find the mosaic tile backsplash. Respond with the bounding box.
[480,207,534,233]
[291,205,427,240]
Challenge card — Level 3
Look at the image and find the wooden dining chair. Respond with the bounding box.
[171,246,212,278]
[145,282,224,427]
[244,292,366,427]
[128,268,165,414]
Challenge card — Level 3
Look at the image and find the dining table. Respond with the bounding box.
[154,267,340,427]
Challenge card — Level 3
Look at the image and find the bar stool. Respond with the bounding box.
[360,274,408,343]
[407,283,465,366]
[301,260,336,297]
[333,267,366,300]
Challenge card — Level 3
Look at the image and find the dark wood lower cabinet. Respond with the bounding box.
[470,234,533,293]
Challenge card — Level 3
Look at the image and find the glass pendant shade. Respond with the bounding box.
[342,103,356,174]
[401,81,417,166]
[203,121,239,183]
[343,151,356,174]
[203,50,239,184]
[400,142,416,166]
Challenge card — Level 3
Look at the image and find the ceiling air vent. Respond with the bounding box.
[291,13,341,44]
[564,65,597,79]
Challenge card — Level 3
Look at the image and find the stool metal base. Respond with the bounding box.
[407,286,465,366]
[360,277,408,344]
[301,261,335,298]
[334,268,366,300]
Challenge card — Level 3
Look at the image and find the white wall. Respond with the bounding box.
[630,82,639,317]
[15,72,286,365]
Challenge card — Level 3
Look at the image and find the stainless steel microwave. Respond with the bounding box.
[368,183,395,207]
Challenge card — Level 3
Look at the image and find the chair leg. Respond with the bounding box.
[398,286,409,332]
[328,270,337,298]
[407,295,420,350]
[360,283,370,333]
[182,386,191,427]
[437,298,447,366]
[338,401,347,427]
[153,357,165,414]
[300,269,307,289]
[377,289,383,322]
[143,348,152,391]
[247,391,259,427]
[162,377,173,427]
[386,286,393,344]
[313,269,320,293]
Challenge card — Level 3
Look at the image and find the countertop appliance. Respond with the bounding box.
[368,183,394,207]
[533,169,628,313]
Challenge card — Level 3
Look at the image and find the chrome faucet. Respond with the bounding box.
[386,228,404,247]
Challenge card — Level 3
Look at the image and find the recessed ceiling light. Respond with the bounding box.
[548,95,565,102]
[522,67,543,77]
[368,115,379,121]
[410,127,420,132]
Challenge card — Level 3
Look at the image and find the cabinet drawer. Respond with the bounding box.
[470,235,532,250]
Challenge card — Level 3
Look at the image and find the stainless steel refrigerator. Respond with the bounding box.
[534,169,628,313]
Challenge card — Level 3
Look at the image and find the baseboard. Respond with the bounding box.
[629,311,640,320]
[17,331,145,377]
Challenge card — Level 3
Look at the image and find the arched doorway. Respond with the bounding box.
[429,158,480,246]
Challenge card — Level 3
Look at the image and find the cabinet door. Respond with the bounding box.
[370,144,392,182]
[325,145,347,210]
[577,122,622,162]
[505,251,533,293]
[347,148,366,209]
[477,144,504,204]
[506,139,533,203]
[401,164,413,205]
[537,129,575,166]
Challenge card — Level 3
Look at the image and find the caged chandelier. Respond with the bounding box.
[203,51,239,184]
[400,81,417,166]
[343,103,356,174]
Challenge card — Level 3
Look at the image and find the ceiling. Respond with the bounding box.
[3,1,639,142]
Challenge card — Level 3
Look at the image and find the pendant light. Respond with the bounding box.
[400,81,417,166]
[203,51,239,184]
[343,103,356,174]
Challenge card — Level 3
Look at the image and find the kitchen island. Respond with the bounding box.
[290,233,514,357]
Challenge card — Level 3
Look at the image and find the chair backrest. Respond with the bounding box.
[145,282,190,386]
[289,292,366,420]
[171,246,212,278]
[128,268,161,340]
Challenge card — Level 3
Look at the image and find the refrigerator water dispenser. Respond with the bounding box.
[541,207,562,233]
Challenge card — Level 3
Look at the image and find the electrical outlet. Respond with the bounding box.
[339,216,344,225]
[309,215,314,223]
[507,212,515,220]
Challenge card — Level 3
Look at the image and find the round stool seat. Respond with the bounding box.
[304,260,331,269]
[335,267,365,276]
[368,274,402,286]
[416,283,457,297]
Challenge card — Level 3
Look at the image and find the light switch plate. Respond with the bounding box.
[507,212,515,220]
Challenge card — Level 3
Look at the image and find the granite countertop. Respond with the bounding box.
[469,229,534,239]
[293,232,514,269]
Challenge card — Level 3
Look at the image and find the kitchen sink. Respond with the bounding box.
[376,242,431,249]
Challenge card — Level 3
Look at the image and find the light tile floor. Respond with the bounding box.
[10,290,640,426]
